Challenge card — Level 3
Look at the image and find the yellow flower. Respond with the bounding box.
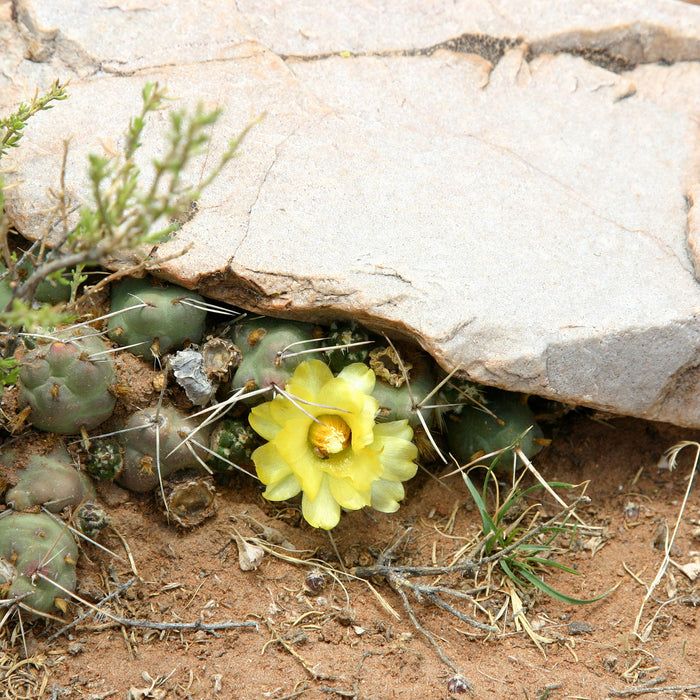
[249,359,418,529]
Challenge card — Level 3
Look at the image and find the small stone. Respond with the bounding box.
[447,675,472,694]
[567,621,594,635]
[171,348,216,406]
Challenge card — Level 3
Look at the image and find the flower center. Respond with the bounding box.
[309,415,351,459]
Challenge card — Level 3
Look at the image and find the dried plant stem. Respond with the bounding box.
[633,440,700,640]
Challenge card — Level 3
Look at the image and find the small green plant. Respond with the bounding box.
[0,81,257,336]
[84,438,124,481]
[231,317,318,398]
[445,390,545,471]
[0,82,70,386]
[115,405,212,492]
[4,444,95,512]
[324,320,374,372]
[461,462,603,605]
[208,417,262,472]
[370,346,436,427]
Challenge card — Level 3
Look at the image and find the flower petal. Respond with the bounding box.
[328,475,371,510]
[274,418,324,498]
[269,393,312,427]
[338,363,376,395]
[318,378,378,450]
[371,479,406,512]
[265,473,302,500]
[249,402,283,442]
[325,448,383,492]
[252,442,293,485]
[286,360,333,403]
[373,419,414,443]
[302,476,341,529]
[373,435,418,482]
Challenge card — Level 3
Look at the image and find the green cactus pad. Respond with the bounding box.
[107,277,207,361]
[371,352,436,427]
[18,329,116,434]
[231,317,318,398]
[0,512,78,614]
[116,405,212,492]
[5,446,95,512]
[445,390,545,471]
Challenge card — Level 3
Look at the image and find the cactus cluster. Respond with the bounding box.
[1,260,550,636]
[18,328,116,434]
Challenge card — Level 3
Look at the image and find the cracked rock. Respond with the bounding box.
[2,1,700,426]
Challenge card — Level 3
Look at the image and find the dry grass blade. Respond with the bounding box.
[516,446,598,531]
[633,440,700,641]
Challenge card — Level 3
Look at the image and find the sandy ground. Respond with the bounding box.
[1,406,699,700]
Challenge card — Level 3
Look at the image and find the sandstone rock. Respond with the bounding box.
[2,0,700,427]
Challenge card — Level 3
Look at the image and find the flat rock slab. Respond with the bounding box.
[2,0,700,427]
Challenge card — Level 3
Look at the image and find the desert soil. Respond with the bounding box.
[0,406,699,700]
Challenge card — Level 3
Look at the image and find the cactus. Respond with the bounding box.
[85,438,124,481]
[107,277,207,361]
[0,261,72,311]
[116,405,212,492]
[75,503,110,539]
[231,317,318,398]
[5,446,95,512]
[370,348,436,427]
[0,512,78,614]
[324,320,373,373]
[445,390,545,471]
[18,329,116,434]
[208,418,261,472]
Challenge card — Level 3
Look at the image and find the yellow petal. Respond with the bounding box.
[338,363,376,395]
[264,473,302,501]
[318,377,364,415]
[371,479,406,512]
[373,419,414,443]
[275,420,324,498]
[373,434,418,482]
[328,475,371,510]
[324,447,383,491]
[269,392,313,426]
[249,402,283,442]
[286,360,333,403]
[252,442,293,485]
[345,393,380,450]
[302,476,341,530]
